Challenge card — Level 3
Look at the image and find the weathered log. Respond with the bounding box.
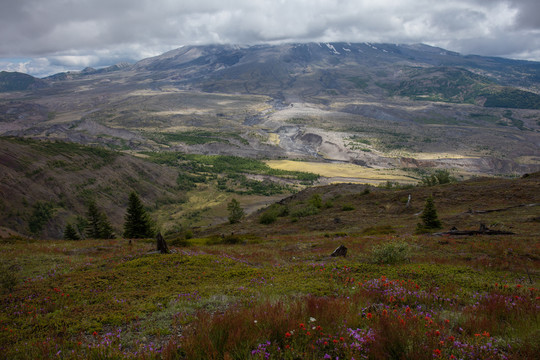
[156,232,169,254]
[331,244,348,257]
[433,224,514,236]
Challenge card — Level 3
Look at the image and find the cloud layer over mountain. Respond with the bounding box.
[2,0,540,77]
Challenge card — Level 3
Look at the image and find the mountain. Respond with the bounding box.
[0,71,48,92]
[1,42,539,180]
[130,43,540,102]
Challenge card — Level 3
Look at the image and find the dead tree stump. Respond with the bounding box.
[331,245,348,257]
[156,232,169,254]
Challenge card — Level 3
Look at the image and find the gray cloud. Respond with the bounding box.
[1,0,539,77]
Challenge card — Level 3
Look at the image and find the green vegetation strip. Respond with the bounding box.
[144,152,319,182]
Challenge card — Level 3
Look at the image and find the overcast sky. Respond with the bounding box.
[1,0,540,77]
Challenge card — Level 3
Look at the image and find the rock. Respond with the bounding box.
[331,244,347,257]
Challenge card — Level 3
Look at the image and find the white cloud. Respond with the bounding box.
[1,0,539,76]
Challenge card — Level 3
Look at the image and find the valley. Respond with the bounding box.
[1,42,540,359]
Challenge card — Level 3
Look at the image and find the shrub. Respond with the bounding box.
[421,169,456,186]
[361,225,396,236]
[227,198,245,224]
[259,212,278,225]
[308,194,323,209]
[371,241,410,264]
[0,263,18,293]
[290,205,320,218]
[342,204,355,211]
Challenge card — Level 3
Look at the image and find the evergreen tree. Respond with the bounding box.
[86,201,102,239]
[85,201,116,239]
[98,212,116,239]
[416,196,442,233]
[227,198,244,224]
[63,223,80,240]
[123,192,154,238]
[28,201,54,235]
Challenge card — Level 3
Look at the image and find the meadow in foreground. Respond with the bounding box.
[1,231,538,359]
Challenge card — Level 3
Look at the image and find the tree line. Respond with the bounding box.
[64,192,154,240]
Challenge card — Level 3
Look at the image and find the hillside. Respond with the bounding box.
[0,137,322,238]
[0,137,184,238]
[204,171,540,238]
[1,174,539,359]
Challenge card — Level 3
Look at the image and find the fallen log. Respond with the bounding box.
[465,203,539,214]
[433,224,515,236]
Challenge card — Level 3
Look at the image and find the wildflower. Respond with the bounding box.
[482,331,490,337]
[435,330,440,336]
[433,348,441,357]
[324,355,331,359]
[324,341,328,346]
[405,306,411,313]
[285,332,292,338]
[92,331,98,337]
[382,309,388,316]
[340,337,344,342]
[450,355,456,359]
[299,323,305,329]
[366,312,372,319]
[309,317,316,322]
[448,336,455,342]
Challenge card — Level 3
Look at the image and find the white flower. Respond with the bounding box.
[309,317,316,322]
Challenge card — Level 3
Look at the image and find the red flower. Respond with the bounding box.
[433,349,441,357]
[482,331,490,337]
[92,331,98,337]
[382,309,388,316]
[340,337,344,342]
[435,330,440,336]
[366,312,372,319]
[448,336,455,342]
[323,341,328,346]
[299,323,305,329]
[285,332,292,338]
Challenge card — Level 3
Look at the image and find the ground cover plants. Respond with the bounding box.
[1,227,538,359]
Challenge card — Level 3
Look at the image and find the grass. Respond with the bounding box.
[265,160,417,184]
[1,229,538,359]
